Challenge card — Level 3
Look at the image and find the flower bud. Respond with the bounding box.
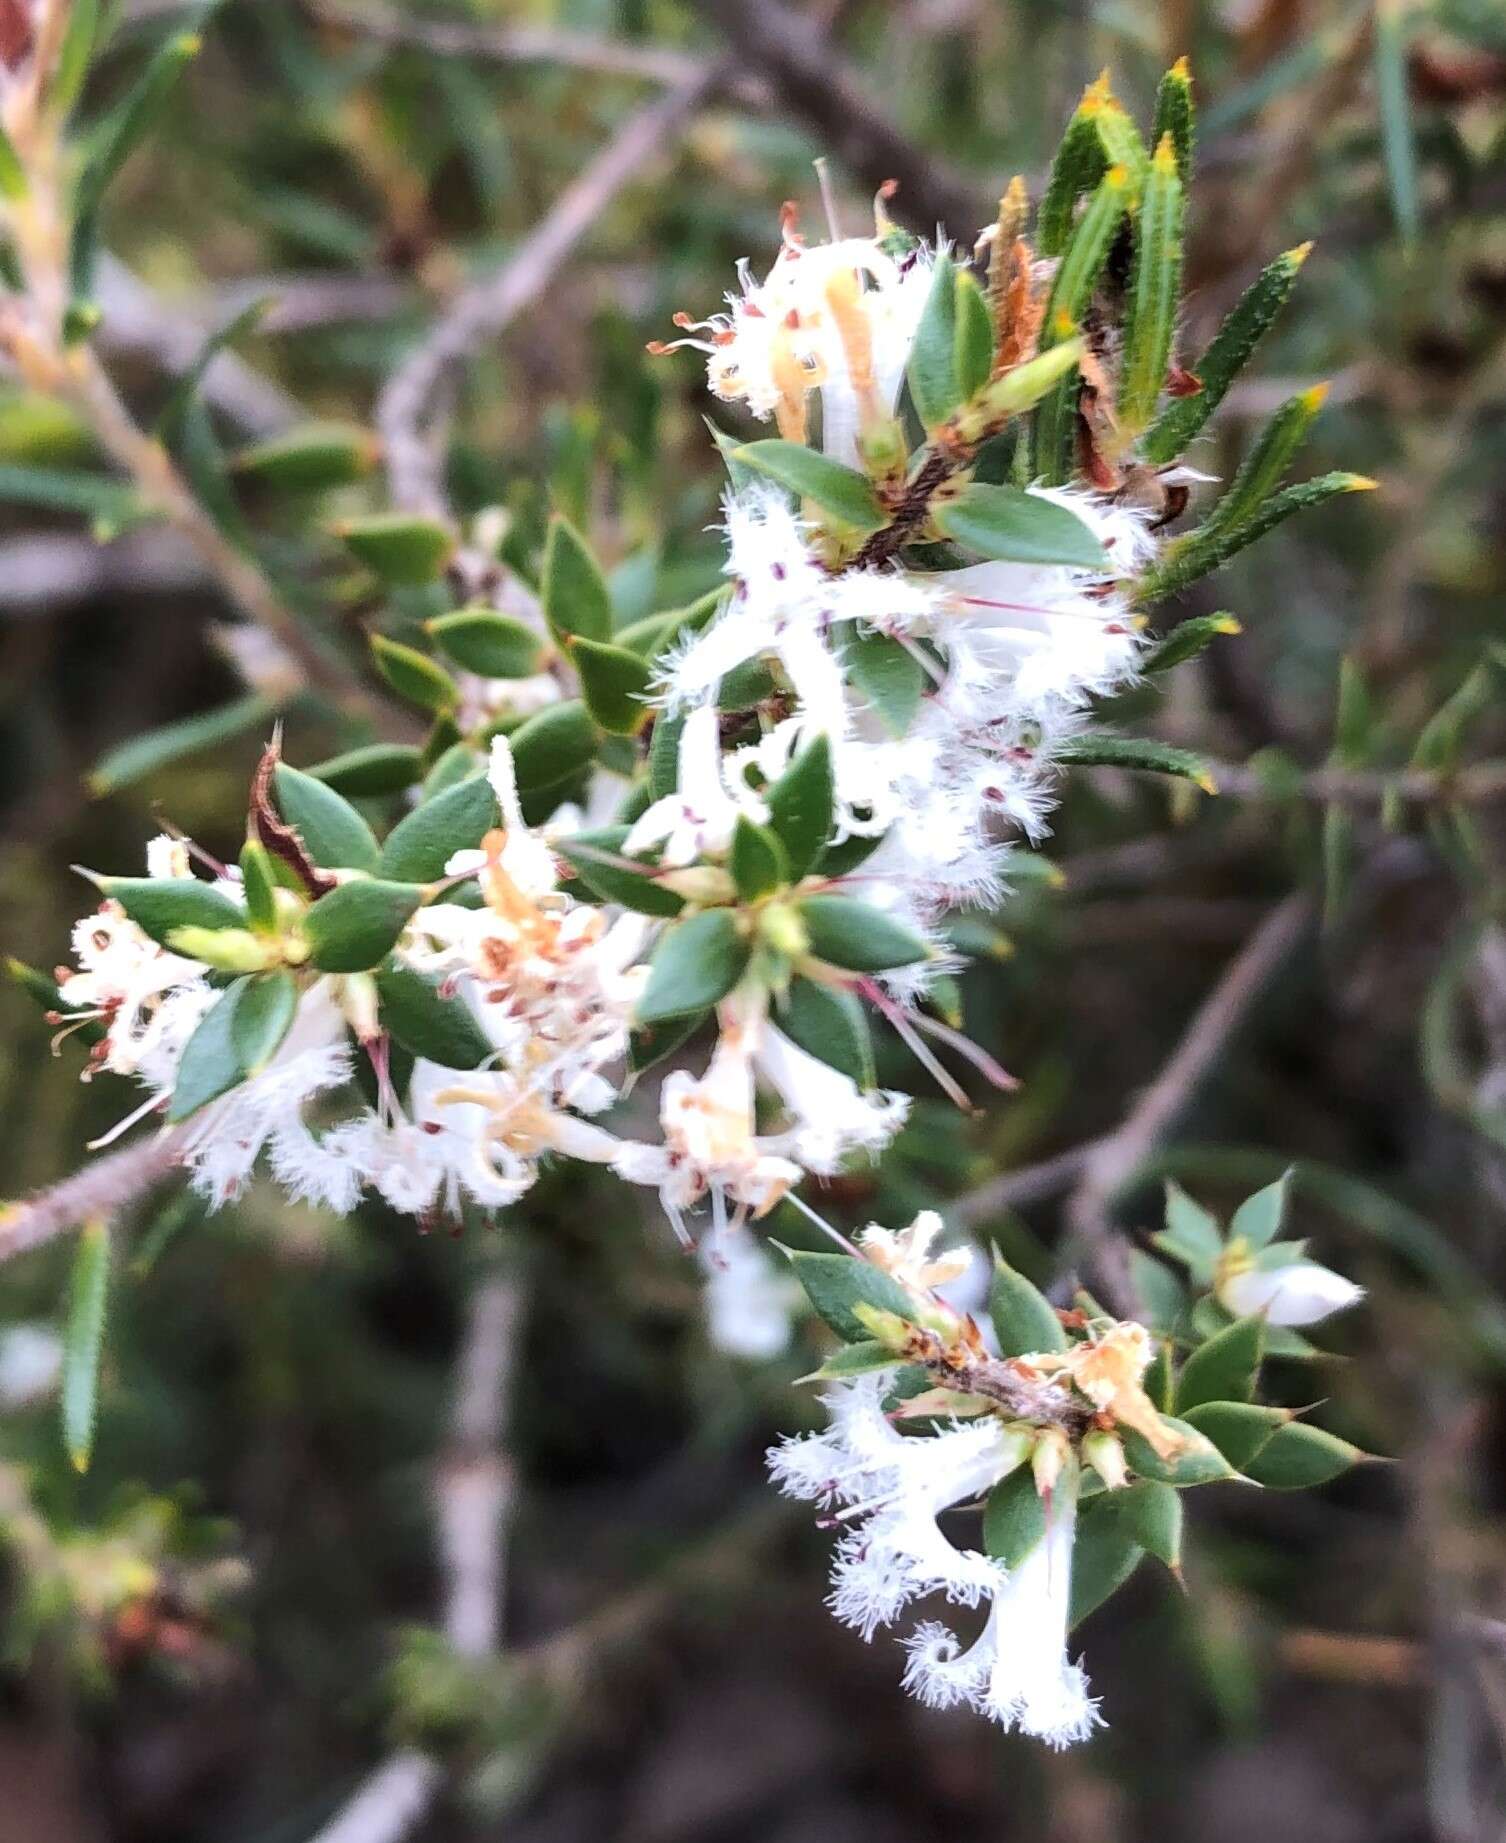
[656,866,738,906]
[165,927,283,973]
[1082,1428,1128,1490]
[1218,1258,1363,1327]
[1031,1425,1071,1496]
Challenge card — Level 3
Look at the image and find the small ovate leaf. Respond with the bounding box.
[1119,1415,1236,1485]
[427,608,546,679]
[375,966,493,1069]
[1129,1250,1187,1337]
[953,269,994,401]
[302,879,424,973]
[786,1249,920,1344]
[842,627,925,738]
[1055,735,1217,793]
[637,910,750,1025]
[570,635,653,735]
[1176,1315,1264,1414]
[370,635,458,715]
[233,421,379,493]
[90,875,244,947]
[63,1219,111,1472]
[1230,1170,1294,1252]
[765,733,834,879]
[776,976,874,1087]
[989,1252,1068,1357]
[542,514,612,644]
[238,840,278,934]
[730,816,789,902]
[906,249,959,431]
[168,978,257,1120]
[337,513,454,586]
[1155,1181,1225,1278]
[734,441,886,533]
[795,894,929,974]
[556,826,685,918]
[379,775,498,882]
[230,969,297,1073]
[1182,1400,1291,1471]
[806,1339,900,1379]
[984,1468,1047,1569]
[1117,1478,1183,1570]
[1242,1421,1375,1489]
[933,483,1108,569]
[1068,1496,1144,1628]
[307,744,425,798]
[274,763,381,873]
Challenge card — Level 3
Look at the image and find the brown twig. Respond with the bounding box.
[1059,892,1313,1312]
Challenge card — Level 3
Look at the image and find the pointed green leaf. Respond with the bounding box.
[777,976,874,1087]
[786,1249,920,1344]
[570,635,653,735]
[1176,1315,1264,1414]
[1375,0,1419,248]
[765,733,834,879]
[1119,1414,1236,1485]
[628,1008,707,1074]
[542,514,612,644]
[1118,1478,1182,1569]
[1037,89,1109,256]
[90,875,244,946]
[86,692,279,796]
[989,1252,1068,1356]
[734,441,886,533]
[508,699,598,794]
[1182,1400,1291,1471]
[841,627,925,738]
[337,513,454,586]
[637,910,750,1025]
[233,421,379,492]
[1230,1171,1294,1252]
[1204,385,1328,537]
[168,978,257,1120]
[1151,58,1196,184]
[1138,613,1241,675]
[63,1219,110,1472]
[427,607,547,679]
[1137,472,1375,603]
[274,763,381,873]
[984,1467,1047,1568]
[370,635,458,715]
[375,966,493,1069]
[795,895,929,974]
[379,775,498,882]
[557,826,684,917]
[1243,1420,1375,1489]
[1153,1181,1225,1282]
[729,815,789,902]
[953,269,995,402]
[302,878,423,973]
[1118,135,1184,437]
[1069,1495,1144,1627]
[906,249,960,431]
[306,744,425,798]
[1054,735,1217,792]
[933,483,1108,568]
[238,840,278,934]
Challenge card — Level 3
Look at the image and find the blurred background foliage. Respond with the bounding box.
[3,0,1506,1838]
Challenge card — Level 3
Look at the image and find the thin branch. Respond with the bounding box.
[949,1138,1106,1230]
[1060,892,1313,1312]
[378,63,722,524]
[0,1127,185,1262]
[0,526,209,614]
[306,1273,526,1843]
[1207,757,1506,808]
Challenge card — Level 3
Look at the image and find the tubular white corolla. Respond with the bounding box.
[1220,1258,1364,1326]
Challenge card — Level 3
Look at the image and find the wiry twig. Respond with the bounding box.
[1060,893,1313,1312]
[307,1273,526,1843]
[1207,757,1506,808]
[378,63,723,524]
[0,1127,186,1263]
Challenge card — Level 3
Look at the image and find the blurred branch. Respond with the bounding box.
[1060,893,1312,1310]
[950,1138,1106,1229]
[0,526,209,614]
[309,1273,526,1843]
[689,0,986,233]
[1209,758,1506,807]
[0,1128,185,1263]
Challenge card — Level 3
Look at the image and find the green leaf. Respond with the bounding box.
[1130,1253,1187,1339]
[1143,243,1311,464]
[989,1252,1068,1357]
[1034,164,1132,482]
[1137,472,1375,603]
[734,441,886,534]
[52,0,101,118]
[570,635,653,735]
[730,815,789,902]
[795,895,929,973]
[1118,135,1184,437]
[1375,0,1419,248]
[786,1249,920,1344]
[302,879,424,973]
[805,1339,900,1379]
[90,875,244,946]
[1037,89,1109,256]
[274,763,381,873]
[776,977,874,1087]
[951,339,1085,446]
[840,627,925,738]
[1204,386,1328,538]
[933,483,1108,568]
[370,635,459,715]
[1151,58,1196,184]
[542,514,612,644]
[983,1468,1047,1568]
[1230,1170,1293,1252]
[1117,1478,1183,1569]
[906,250,960,430]
[1119,1415,1236,1485]
[1069,1496,1144,1628]
[1176,1315,1264,1414]
[421,743,481,803]
[1182,1400,1291,1471]
[427,608,546,679]
[616,585,727,661]
[1153,1181,1225,1282]
[238,840,278,934]
[379,775,498,882]
[232,970,298,1073]
[307,744,425,798]
[953,269,994,402]
[509,699,598,794]
[556,826,684,918]
[1055,735,1217,793]
[375,966,493,1069]
[637,910,750,1025]
[765,733,835,879]
[155,298,272,450]
[86,692,278,795]
[0,462,142,525]
[1243,1421,1375,1489]
[233,421,378,492]
[337,513,454,586]
[1138,613,1241,675]
[63,1219,110,1472]
[70,32,200,293]
[0,119,28,199]
[168,978,258,1121]
[649,710,685,803]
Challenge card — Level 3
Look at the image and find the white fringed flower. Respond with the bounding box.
[701,1225,798,1361]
